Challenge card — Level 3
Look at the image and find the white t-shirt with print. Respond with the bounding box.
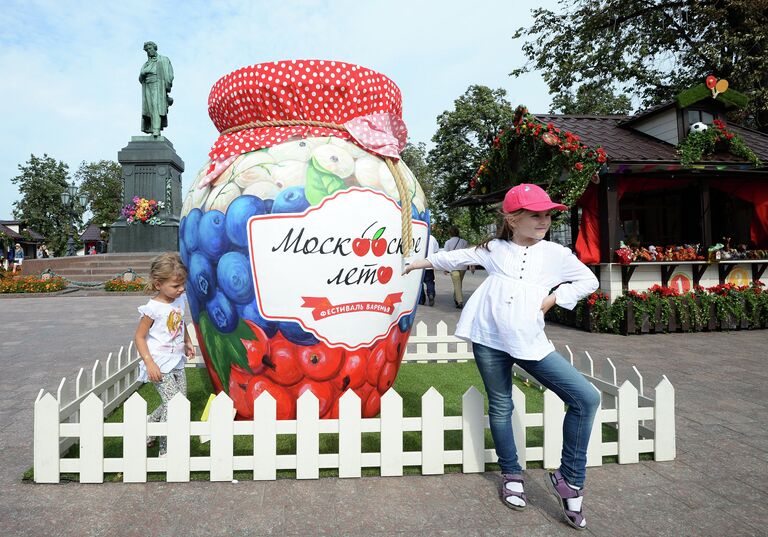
[137,294,187,381]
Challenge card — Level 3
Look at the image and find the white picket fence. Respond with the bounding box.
[33,321,675,483]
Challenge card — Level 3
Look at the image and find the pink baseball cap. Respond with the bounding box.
[502,183,567,213]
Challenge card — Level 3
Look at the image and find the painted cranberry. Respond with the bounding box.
[247,376,296,420]
[333,348,368,391]
[241,319,270,373]
[385,325,404,362]
[366,342,388,385]
[229,365,254,419]
[297,344,344,381]
[363,388,382,417]
[262,337,304,386]
[293,379,336,417]
[377,361,399,394]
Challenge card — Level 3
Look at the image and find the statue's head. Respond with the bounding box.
[143,41,158,56]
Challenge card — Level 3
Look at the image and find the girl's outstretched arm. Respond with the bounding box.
[402,258,433,275]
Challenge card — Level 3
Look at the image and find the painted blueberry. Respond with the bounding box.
[264,199,274,213]
[181,208,202,252]
[272,186,310,214]
[198,209,230,259]
[179,238,189,269]
[206,290,238,333]
[398,313,413,333]
[216,251,254,305]
[278,321,319,346]
[237,299,278,338]
[188,252,216,302]
[225,195,267,248]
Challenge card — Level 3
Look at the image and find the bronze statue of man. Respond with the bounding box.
[139,41,174,137]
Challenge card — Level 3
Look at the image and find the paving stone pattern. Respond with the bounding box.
[1,272,766,536]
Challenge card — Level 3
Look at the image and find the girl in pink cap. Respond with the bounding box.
[404,183,599,530]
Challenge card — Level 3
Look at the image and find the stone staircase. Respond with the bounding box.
[21,253,158,283]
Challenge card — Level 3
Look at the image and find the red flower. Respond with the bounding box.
[574,162,584,171]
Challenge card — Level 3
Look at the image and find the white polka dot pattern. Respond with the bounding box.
[205,59,405,184]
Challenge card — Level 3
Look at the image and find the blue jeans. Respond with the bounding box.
[472,342,600,487]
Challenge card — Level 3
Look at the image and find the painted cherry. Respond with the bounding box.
[377,266,393,284]
[363,388,382,417]
[297,343,344,381]
[384,324,404,362]
[377,361,399,394]
[242,320,270,371]
[352,238,370,256]
[371,226,387,256]
[229,364,254,419]
[262,337,304,386]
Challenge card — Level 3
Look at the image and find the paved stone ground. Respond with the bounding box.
[1,272,767,536]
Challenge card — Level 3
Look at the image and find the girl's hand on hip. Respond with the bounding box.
[540,293,557,314]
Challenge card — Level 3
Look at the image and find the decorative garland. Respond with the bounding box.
[472,105,607,221]
[121,196,166,225]
[677,119,762,167]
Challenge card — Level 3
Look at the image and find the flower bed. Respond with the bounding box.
[0,275,68,294]
[546,283,768,335]
[103,276,147,292]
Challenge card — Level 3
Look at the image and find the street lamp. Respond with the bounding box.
[60,183,88,256]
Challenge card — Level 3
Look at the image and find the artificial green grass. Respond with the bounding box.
[25,363,642,482]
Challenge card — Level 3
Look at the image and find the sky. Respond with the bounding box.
[0,0,560,220]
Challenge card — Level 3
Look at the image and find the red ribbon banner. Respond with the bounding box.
[301,293,403,320]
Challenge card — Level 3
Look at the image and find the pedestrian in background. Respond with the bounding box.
[419,233,439,306]
[443,226,469,308]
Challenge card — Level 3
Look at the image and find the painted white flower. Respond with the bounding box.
[354,157,382,189]
[233,151,276,188]
[206,181,241,213]
[267,140,312,162]
[242,181,280,200]
[312,143,355,178]
[181,193,192,217]
[330,136,370,159]
[271,160,309,189]
[191,183,211,210]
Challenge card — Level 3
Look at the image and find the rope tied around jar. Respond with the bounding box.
[221,119,414,257]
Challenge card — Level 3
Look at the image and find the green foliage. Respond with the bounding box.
[677,120,762,167]
[11,154,77,256]
[400,141,435,211]
[513,1,768,132]
[550,82,633,115]
[75,160,122,230]
[427,85,515,236]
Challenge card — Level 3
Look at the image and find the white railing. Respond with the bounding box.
[33,321,675,483]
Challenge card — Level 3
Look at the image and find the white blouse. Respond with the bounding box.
[427,239,598,361]
[137,294,188,381]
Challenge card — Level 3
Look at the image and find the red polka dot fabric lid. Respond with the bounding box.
[203,59,407,186]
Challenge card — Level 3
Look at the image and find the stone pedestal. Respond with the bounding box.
[109,136,185,253]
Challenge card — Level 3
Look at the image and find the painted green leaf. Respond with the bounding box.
[198,314,252,391]
[372,227,386,240]
[304,156,347,205]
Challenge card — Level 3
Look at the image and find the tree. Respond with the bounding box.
[76,160,123,229]
[400,140,436,210]
[11,154,80,256]
[427,85,515,241]
[512,0,768,131]
[550,82,633,115]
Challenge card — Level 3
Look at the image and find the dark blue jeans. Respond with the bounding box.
[419,269,435,301]
[472,342,600,487]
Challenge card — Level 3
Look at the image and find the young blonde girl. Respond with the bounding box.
[404,184,599,530]
[135,252,195,455]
